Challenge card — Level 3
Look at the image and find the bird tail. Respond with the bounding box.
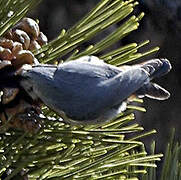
[135,58,171,100]
[141,58,171,79]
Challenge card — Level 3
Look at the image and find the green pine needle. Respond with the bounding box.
[142,129,181,180]
[0,0,171,179]
[0,0,42,36]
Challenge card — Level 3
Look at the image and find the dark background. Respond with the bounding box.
[30,0,181,154]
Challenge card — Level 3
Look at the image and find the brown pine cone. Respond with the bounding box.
[0,17,48,133]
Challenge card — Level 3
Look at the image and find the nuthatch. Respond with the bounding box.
[1,56,171,124]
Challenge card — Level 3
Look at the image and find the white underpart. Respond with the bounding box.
[118,101,127,112]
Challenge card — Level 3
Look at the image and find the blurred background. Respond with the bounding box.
[30,0,181,153]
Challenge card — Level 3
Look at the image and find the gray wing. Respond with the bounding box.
[45,57,123,120]
[58,56,122,79]
[21,56,149,121]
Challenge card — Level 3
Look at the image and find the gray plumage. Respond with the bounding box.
[20,56,171,124]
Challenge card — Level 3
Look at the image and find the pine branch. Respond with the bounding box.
[0,0,167,179]
[34,0,159,65]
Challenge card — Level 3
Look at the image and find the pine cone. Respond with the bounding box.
[0,17,48,133]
